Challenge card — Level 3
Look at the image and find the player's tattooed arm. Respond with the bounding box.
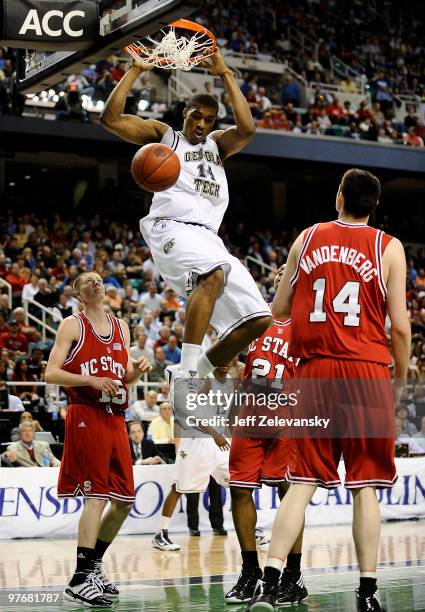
[100,61,168,145]
[45,317,119,396]
[272,231,305,318]
[204,50,256,159]
[122,320,152,385]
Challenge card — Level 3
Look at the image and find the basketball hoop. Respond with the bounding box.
[124,19,216,71]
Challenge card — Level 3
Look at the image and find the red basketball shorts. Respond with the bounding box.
[229,435,296,488]
[288,358,397,490]
[57,403,135,502]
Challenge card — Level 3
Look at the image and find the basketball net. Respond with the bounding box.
[124,19,216,71]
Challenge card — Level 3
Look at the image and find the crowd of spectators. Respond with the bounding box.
[195,0,425,99]
[239,78,425,146]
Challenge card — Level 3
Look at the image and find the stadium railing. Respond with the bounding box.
[23,298,58,341]
[244,255,276,275]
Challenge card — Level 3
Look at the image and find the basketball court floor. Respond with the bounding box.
[2,519,425,611]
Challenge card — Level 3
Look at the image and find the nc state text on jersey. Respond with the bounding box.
[80,356,125,378]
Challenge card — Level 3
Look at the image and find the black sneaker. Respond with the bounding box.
[248,578,277,610]
[356,589,385,611]
[224,566,262,604]
[277,568,308,605]
[213,528,228,536]
[189,528,201,536]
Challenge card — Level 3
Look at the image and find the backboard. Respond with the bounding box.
[15,0,203,93]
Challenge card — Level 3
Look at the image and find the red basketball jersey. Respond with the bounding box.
[290,220,392,364]
[244,318,299,383]
[63,312,129,410]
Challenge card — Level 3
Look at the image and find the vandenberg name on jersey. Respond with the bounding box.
[80,355,126,378]
[299,244,377,282]
[144,128,229,233]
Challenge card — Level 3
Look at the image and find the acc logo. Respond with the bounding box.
[19,10,85,38]
[83,480,92,493]
[163,239,175,254]
[179,450,187,459]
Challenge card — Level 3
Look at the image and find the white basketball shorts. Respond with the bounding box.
[173,437,230,493]
[140,217,270,339]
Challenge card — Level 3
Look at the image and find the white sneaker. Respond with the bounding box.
[255,527,271,546]
[93,560,119,597]
[63,571,113,607]
[152,529,180,551]
[165,365,204,427]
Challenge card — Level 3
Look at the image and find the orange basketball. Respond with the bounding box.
[131,143,180,192]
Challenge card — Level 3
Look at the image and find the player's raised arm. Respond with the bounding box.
[206,50,256,159]
[100,59,168,145]
[272,232,305,318]
[121,320,151,385]
[45,317,119,396]
[383,238,411,389]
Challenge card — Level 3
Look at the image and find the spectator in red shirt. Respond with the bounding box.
[0,320,28,355]
[404,127,424,148]
[274,111,292,131]
[356,100,372,122]
[111,60,127,82]
[257,111,276,129]
[5,263,27,297]
[326,95,343,122]
[12,307,40,342]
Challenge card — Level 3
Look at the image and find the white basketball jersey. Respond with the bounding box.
[143,128,229,233]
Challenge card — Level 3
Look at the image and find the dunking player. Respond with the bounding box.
[101,50,271,415]
[152,366,233,551]
[249,169,411,611]
[45,271,151,608]
[225,267,307,606]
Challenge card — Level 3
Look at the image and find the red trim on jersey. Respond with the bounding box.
[291,224,319,287]
[63,314,85,366]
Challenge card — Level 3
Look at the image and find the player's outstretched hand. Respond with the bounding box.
[132,57,154,72]
[200,49,231,77]
[213,434,230,451]
[136,356,152,374]
[90,376,119,397]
